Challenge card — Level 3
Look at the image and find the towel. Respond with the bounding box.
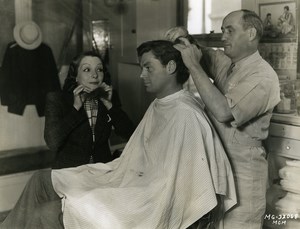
[52,90,236,229]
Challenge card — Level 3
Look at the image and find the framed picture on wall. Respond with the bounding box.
[259,1,297,40]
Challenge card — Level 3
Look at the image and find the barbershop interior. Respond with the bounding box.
[0,0,300,228]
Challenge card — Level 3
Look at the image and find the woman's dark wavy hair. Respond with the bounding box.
[137,40,189,85]
[62,51,111,93]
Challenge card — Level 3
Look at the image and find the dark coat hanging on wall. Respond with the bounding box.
[0,42,61,116]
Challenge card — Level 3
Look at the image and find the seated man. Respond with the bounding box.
[1,40,236,229]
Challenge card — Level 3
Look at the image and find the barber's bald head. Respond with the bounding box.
[221,10,262,62]
[224,9,263,41]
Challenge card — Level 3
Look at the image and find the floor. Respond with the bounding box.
[0,210,278,228]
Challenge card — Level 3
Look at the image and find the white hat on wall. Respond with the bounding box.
[13,21,42,50]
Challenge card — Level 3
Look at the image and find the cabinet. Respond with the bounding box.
[116,0,178,125]
[261,1,300,227]
[264,123,300,229]
[119,0,177,63]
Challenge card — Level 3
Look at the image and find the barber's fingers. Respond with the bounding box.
[173,43,186,51]
[164,26,188,42]
[174,43,202,67]
[178,37,192,46]
[173,37,194,53]
[173,42,199,55]
[167,32,182,42]
[174,40,201,56]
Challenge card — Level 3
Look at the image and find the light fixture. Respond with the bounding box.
[91,20,110,60]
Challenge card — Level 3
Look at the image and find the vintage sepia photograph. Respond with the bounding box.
[0,0,300,228]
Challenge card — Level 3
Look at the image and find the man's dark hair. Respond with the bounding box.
[137,40,189,85]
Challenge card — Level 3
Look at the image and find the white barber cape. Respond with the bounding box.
[52,90,236,229]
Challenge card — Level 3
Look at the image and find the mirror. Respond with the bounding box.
[179,0,242,34]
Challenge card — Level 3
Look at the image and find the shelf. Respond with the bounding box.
[0,146,53,175]
[267,122,300,159]
[272,113,300,126]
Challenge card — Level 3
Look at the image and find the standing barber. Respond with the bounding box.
[167,10,280,228]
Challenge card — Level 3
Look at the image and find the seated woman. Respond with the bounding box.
[263,13,273,33]
[1,40,236,229]
[44,51,135,169]
[277,5,295,35]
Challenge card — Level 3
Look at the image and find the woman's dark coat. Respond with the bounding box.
[44,90,135,169]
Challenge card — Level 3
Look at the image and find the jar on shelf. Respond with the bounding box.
[275,80,297,114]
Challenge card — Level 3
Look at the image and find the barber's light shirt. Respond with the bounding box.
[205,50,280,145]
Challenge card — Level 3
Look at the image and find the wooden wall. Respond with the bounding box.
[0,0,179,151]
[0,0,84,151]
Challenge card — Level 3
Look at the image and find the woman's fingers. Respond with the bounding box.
[101,83,113,101]
[73,85,93,95]
[72,85,85,110]
[73,85,84,95]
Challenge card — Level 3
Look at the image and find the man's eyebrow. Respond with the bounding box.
[142,61,151,67]
[222,25,234,30]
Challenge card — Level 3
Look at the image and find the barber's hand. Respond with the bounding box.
[173,37,202,69]
[100,83,113,110]
[164,26,189,42]
[73,85,91,110]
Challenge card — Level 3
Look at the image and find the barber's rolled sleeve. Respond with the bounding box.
[226,78,280,127]
[202,48,231,81]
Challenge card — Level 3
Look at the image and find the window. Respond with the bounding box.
[186,0,241,34]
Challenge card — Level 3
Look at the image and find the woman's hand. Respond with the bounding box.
[73,85,91,110]
[100,83,113,110]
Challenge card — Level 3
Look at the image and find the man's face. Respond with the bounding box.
[221,11,250,62]
[139,51,170,98]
